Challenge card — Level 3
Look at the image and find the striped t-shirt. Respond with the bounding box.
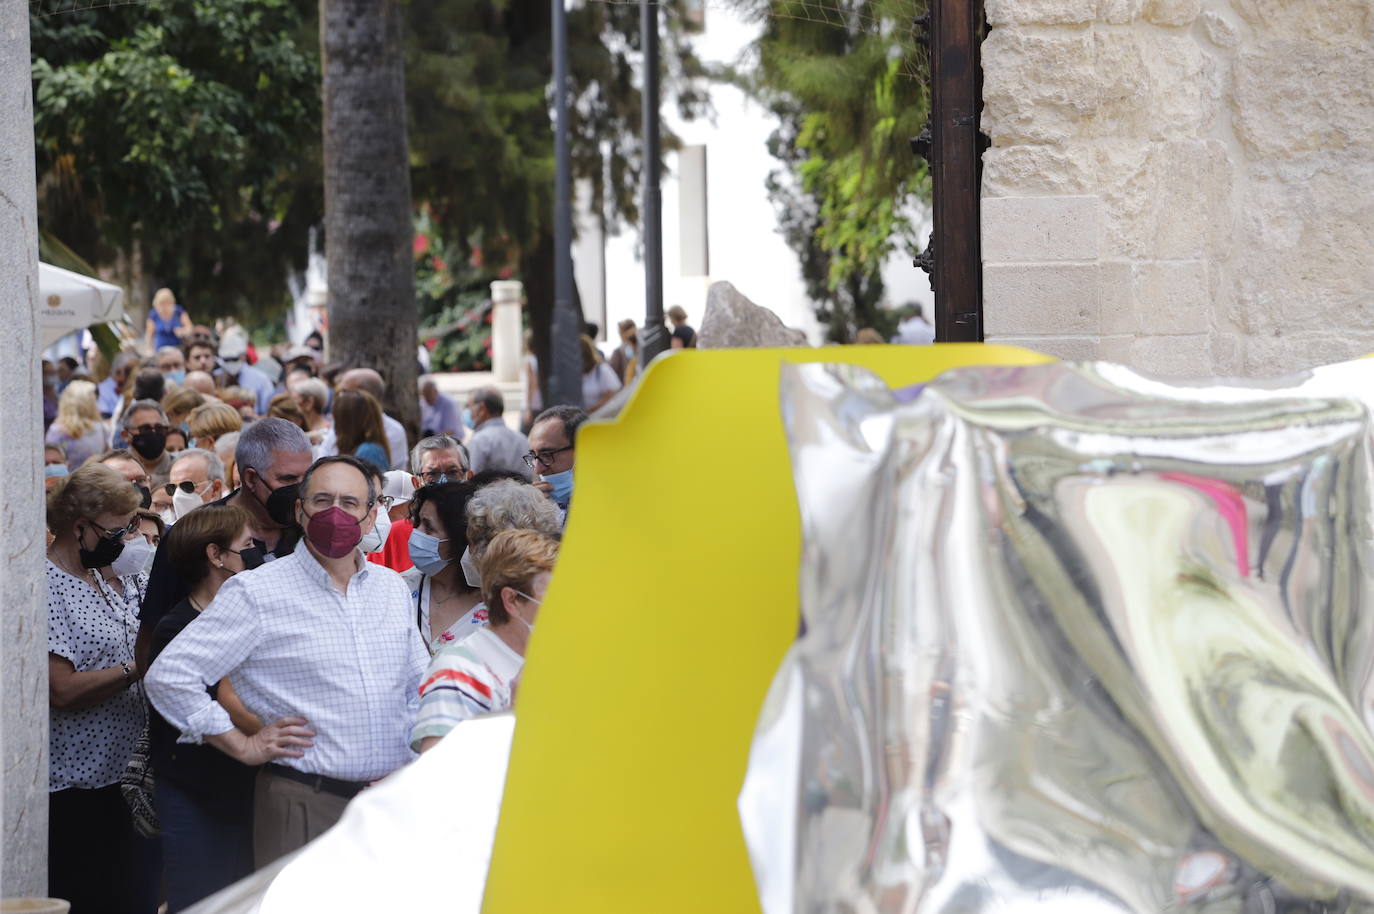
[409,626,523,751]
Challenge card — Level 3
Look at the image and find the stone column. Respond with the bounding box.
[0,4,48,900]
[490,280,524,384]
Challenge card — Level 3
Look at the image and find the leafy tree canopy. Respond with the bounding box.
[745,0,930,341]
[30,0,322,322]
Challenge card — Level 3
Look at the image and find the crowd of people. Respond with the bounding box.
[40,290,597,912]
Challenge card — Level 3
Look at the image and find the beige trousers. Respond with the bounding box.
[252,767,352,869]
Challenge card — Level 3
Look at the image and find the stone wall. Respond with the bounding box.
[979,0,1374,377]
[0,3,47,899]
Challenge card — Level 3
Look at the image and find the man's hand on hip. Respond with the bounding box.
[207,715,316,766]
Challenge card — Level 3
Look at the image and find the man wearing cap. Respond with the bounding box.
[366,470,419,572]
[216,335,276,415]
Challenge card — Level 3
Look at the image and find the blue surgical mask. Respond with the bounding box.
[407,528,451,577]
[540,468,574,507]
[166,370,186,385]
[461,407,476,430]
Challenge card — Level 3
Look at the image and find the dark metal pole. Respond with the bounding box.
[638,0,669,367]
[549,0,584,406]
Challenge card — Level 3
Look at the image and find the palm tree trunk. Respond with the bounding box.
[320,0,419,444]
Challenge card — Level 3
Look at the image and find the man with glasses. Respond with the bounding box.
[361,435,472,573]
[526,404,587,513]
[120,399,174,490]
[146,454,427,866]
[165,448,228,522]
[94,448,154,509]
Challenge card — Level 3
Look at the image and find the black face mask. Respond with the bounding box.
[135,484,152,509]
[78,523,126,569]
[255,476,300,527]
[130,431,167,461]
[234,545,266,570]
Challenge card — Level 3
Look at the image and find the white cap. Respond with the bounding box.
[382,470,416,503]
[285,344,319,363]
[218,336,248,360]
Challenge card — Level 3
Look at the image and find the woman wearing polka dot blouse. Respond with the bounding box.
[46,463,161,913]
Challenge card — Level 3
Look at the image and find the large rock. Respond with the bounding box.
[696,282,809,349]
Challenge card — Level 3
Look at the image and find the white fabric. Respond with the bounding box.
[46,563,147,790]
[145,542,429,782]
[316,414,408,470]
[38,262,125,349]
[892,315,935,345]
[581,361,621,409]
[253,714,515,914]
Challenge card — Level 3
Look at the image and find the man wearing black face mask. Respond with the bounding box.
[120,399,174,491]
[136,418,314,671]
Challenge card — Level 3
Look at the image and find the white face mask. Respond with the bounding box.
[111,536,156,577]
[460,546,481,588]
[358,505,392,554]
[158,508,177,527]
[221,358,244,376]
[172,486,204,521]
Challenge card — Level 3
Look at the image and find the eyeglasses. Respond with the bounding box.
[418,467,465,485]
[512,589,543,605]
[164,480,211,497]
[522,445,573,469]
[376,495,395,509]
[129,424,170,436]
[305,493,372,515]
[87,518,140,540]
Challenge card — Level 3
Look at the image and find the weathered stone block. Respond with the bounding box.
[1143,0,1202,27]
[1130,333,1213,378]
[696,281,809,349]
[982,145,1095,197]
[1201,11,1241,47]
[1227,0,1372,44]
[1233,42,1374,160]
[986,0,1096,26]
[1133,261,1211,335]
[986,335,1102,361]
[1098,0,1145,23]
[984,262,1100,335]
[982,195,1101,262]
[982,27,1100,145]
[1098,261,1136,335]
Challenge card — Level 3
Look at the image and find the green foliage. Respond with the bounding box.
[414,210,497,372]
[30,0,322,323]
[404,0,710,271]
[747,0,930,342]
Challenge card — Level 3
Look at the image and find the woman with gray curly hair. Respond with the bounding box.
[459,478,562,589]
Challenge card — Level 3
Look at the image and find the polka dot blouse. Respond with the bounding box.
[47,561,148,792]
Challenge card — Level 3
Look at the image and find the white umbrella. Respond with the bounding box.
[38,262,125,349]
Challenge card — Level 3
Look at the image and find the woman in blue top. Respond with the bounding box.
[333,389,392,473]
[144,288,191,352]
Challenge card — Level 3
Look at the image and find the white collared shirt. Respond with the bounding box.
[145,541,429,782]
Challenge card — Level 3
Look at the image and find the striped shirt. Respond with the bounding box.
[409,627,523,751]
[145,540,430,782]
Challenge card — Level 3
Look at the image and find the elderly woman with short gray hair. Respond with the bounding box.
[461,478,562,589]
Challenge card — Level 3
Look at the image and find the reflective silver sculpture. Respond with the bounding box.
[741,359,1374,914]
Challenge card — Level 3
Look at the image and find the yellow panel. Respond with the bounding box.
[484,344,1053,913]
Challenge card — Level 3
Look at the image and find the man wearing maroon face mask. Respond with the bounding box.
[144,455,428,867]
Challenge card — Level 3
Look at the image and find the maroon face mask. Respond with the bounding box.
[304,506,363,559]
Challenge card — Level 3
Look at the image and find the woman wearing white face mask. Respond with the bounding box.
[411,529,559,752]
[146,504,264,911]
[399,481,484,653]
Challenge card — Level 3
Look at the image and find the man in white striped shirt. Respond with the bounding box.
[146,455,429,866]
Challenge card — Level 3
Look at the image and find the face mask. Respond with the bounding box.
[158,507,177,527]
[221,358,244,376]
[511,589,541,633]
[234,545,266,570]
[172,486,204,520]
[460,546,481,588]
[256,476,300,527]
[111,536,155,577]
[540,469,575,507]
[462,407,477,430]
[135,484,153,510]
[302,505,362,559]
[407,529,451,577]
[78,522,126,569]
[165,370,186,385]
[359,506,392,554]
[44,464,69,479]
[130,431,167,461]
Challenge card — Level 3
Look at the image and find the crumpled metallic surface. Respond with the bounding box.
[740,358,1374,914]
